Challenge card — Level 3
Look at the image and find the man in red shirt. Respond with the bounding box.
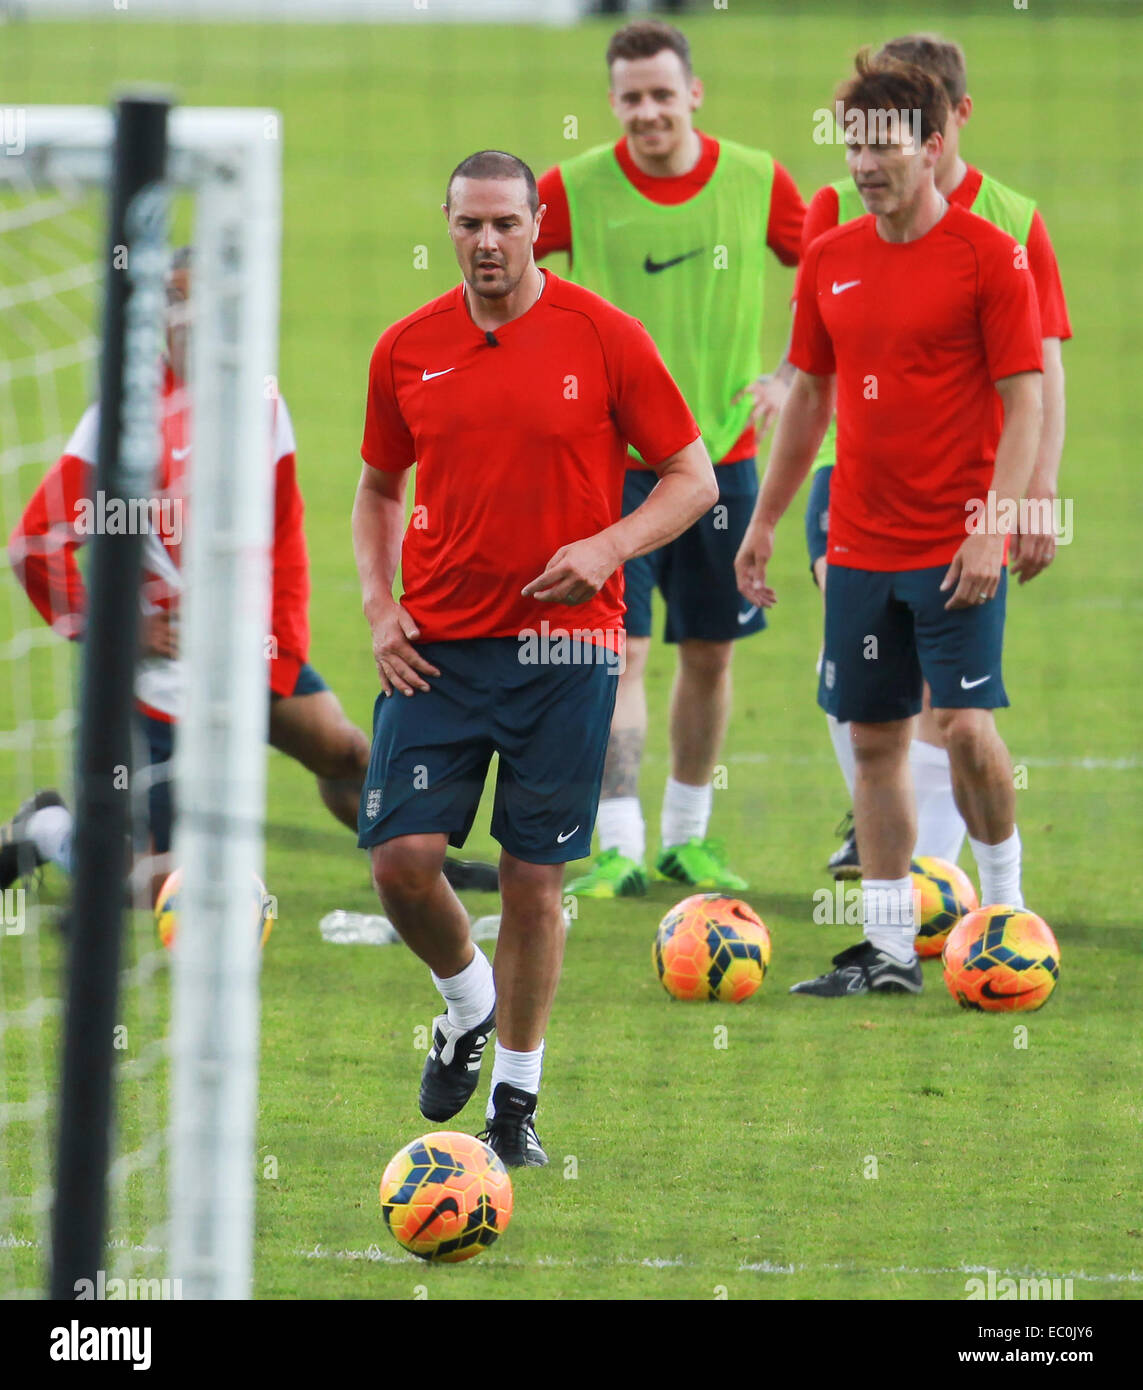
[354,150,714,1162]
[736,53,1043,997]
[803,33,1072,881]
[536,20,806,900]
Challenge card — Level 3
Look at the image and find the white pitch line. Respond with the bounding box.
[296,1244,1142,1284]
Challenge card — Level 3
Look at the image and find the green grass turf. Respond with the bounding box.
[1,4,1141,1299]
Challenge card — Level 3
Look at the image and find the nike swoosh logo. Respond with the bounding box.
[422,368,455,381]
[410,1195,460,1238]
[831,280,861,295]
[644,249,704,274]
[556,826,580,844]
[960,675,992,690]
[172,446,191,460]
[737,606,758,626]
[980,979,1039,1003]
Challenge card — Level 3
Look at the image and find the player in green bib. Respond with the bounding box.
[804,34,1072,880]
[534,19,806,898]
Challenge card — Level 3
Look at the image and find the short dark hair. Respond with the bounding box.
[835,47,951,148]
[877,34,968,108]
[606,19,692,79]
[445,150,538,215]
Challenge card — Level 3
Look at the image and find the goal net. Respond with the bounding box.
[0,100,281,1300]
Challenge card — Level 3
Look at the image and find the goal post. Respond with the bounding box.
[1,99,281,1300]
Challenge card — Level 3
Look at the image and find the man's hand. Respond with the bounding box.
[141,609,178,659]
[522,533,623,605]
[366,598,441,697]
[734,520,778,609]
[940,532,1006,610]
[1009,482,1058,584]
[732,372,792,441]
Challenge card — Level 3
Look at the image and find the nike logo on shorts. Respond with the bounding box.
[556,826,580,844]
[737,606,759,625]
[960,675,992,690]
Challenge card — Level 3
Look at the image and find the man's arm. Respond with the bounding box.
[1011,337,1064,583]
[351,463,440,696]
[942,369,1043,609]
[522,437,716,605]
[734,369,835,607]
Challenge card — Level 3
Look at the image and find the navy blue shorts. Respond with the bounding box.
[818,564,1010,724]
[804,465,832,575]
[357,637,619,864]
[623,457,765,642]
[140,660,328,853]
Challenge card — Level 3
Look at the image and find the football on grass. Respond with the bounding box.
[653,893,772,1002]
[942,905,1060,1012]
[910,856,979,958]
[155,867,275,950]
[379,1131,513,1264]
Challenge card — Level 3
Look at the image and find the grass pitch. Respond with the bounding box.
[1,4,1141,1300]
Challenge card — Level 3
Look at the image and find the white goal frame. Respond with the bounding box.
[6,104,281,1299]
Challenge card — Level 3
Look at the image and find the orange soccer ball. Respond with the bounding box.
[942,905,1060,1013]
[379,1131,513,1264]
[652,894,772,1002]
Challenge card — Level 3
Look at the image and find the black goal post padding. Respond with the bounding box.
[49,93,170,1301]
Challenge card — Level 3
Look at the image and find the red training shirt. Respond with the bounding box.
[790,202,1043,571]
[802,166,1071,340]
[536,132,806,463]
[361,270,701,644]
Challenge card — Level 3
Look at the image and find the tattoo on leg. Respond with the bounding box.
[601,727,645,800]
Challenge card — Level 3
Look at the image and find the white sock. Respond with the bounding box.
[863,876,917,963]
[827,715,856,798]
[487,1040,544,1116]
[431,945,496,1029]
[27,805,73,874]
[910,739,967,864]
[661,777,712,848]
[970,828,1024,909]
[595,796,645,864]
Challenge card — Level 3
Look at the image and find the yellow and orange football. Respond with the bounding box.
[942,905,1060,1012]
[652,893,772,1002]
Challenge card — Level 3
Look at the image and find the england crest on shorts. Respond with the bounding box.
[365,787,383,820]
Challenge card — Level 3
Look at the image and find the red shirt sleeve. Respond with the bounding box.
[802,184,842,256]
[788,240,835,376]
[361,329,417,472]
[766,161,806,267]
[605,314,701,466]
[8,450,89,639]
[979,235,1044,383]
[1024,210,1072,342]
[268,439,311,697]
[535,166,572,262]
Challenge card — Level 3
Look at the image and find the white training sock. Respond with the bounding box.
[595,796,645,865]
[487,1040,544,1116]
[970,828,1024,909]
[27,805,73,874]
[863,876,917,963]
[827,714,857,799]
[661,776,713,849]
[910,739,967,864]
[431,945,496,1030]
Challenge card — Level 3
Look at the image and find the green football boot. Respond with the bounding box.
[565,847,648,899]
[654,837,749,892]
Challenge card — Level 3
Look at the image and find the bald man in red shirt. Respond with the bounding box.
[353,150,715,1164]
[736,54,1043,999]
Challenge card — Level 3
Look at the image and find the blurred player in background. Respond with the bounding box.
[3,250,497,897]
[806,33,1071,880]
[736,53,1043,997]
[536,19,805,900]
[354,151,714,1163]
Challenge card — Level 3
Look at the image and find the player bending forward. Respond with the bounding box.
[354,151,714,1163]
[736,53,1043,997]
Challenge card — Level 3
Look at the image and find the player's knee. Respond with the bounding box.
[371,839,445,904]
[618,635,651,683]
[679,639,733,681]
[935,708,995,768]
[498,855,564,911]
[851,720,911,768]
